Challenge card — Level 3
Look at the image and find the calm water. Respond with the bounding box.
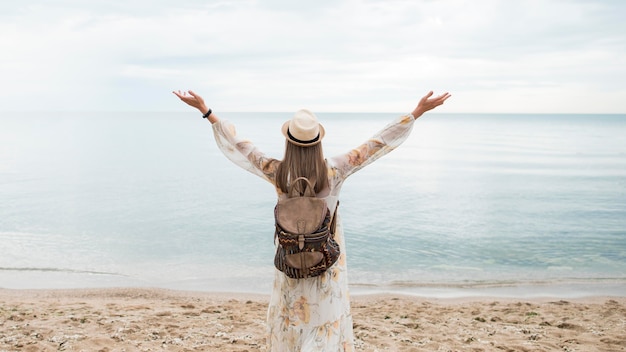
[1,112,625,297]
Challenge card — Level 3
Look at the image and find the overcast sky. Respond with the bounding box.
[1,0,625,113]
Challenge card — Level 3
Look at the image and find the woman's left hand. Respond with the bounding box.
[173,90,209,115]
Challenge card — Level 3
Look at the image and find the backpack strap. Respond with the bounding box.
[330,201,339,235]
[288,176,317,198]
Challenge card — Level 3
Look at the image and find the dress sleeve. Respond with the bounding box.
[330,114,416,179]
[212,119,280,184]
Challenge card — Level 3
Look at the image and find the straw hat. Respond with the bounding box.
[281,109,325,147]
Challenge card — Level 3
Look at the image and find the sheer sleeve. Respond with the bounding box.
[212,119,279,184]
[330,114,416,179]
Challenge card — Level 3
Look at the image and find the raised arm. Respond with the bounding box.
[172,89,279,184]
[331,91,451,180]
[173,90,220,124]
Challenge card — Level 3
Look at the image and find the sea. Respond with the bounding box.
[1,112,625,298]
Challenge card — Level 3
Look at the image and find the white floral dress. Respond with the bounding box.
[212,114,416,351]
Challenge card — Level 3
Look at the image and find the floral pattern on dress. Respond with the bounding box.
[212,114,416,351]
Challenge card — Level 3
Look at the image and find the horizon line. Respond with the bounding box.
[2,110,626,115]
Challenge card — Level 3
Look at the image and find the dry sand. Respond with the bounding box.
[1,288,624,351]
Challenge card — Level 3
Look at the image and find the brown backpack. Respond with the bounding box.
[274,177,340,279]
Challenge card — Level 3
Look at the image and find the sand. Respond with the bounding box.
[0,288,624,351]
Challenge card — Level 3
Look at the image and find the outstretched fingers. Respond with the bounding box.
[419,91,433,104]
[173,89,208,113]
[173,90,194,101]
[435,92,451,105]
[427,92,451,108]
[173,89,195,107]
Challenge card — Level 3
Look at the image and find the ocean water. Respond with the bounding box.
[1,112,625,297]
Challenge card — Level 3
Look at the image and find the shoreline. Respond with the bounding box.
[1,287,625,351]
[2,274,625,299]
[1,286,625,304]
[1,286,624,304]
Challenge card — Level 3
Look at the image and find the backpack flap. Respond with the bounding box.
[285,251,324,271]
[275,197,327,235]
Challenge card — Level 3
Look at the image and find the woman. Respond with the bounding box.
[173,90,450,351]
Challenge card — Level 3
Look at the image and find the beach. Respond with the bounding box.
[1,288,624,351]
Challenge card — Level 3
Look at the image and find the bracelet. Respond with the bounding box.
[202,109,212,119]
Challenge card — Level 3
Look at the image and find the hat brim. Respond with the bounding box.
[281,120,325,147]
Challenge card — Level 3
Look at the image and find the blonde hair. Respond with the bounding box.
[276,141,328,195]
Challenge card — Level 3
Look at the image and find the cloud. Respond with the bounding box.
[0,0,624,113]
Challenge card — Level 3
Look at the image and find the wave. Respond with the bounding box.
[0,267,126,276]
[351,277,626,289]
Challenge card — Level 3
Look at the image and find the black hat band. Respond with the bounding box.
[287,128,320,145]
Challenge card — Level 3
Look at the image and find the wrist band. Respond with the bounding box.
[202,109,212,119]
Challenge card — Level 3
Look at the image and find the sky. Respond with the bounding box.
[1,0,625,113]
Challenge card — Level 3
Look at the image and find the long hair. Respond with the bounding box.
[276,141,328,195]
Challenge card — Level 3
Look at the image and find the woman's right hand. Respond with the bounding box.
[411,91,451,119]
